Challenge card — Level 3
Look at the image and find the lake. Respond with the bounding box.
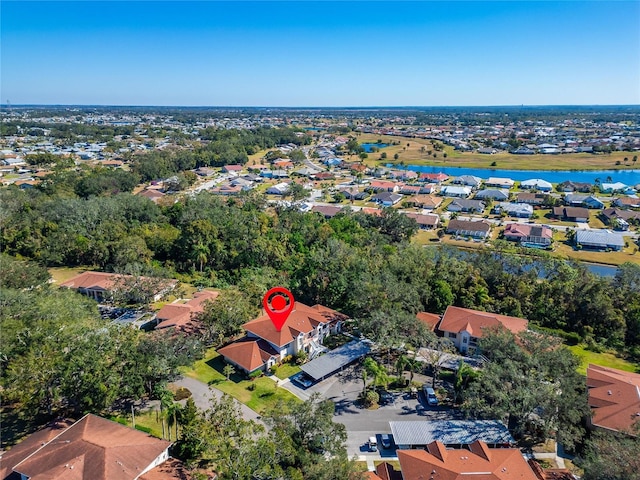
[389,164,640,185]
[361,143,389,153]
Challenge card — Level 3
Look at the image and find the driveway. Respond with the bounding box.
[171,376,263,425]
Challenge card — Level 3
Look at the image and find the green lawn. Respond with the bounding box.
[568,345,639,376]
[182,349,301,413]
[272,363,301,380]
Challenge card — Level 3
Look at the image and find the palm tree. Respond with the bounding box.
[194,243,209,272]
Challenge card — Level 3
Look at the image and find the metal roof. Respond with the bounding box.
[576,230,625,247]
[390,420,514,447]
[301,340,371,381]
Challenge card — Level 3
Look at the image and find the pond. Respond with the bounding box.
[361,143,389,153]
[388,164,640,185]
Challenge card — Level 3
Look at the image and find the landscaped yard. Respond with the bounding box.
[48,266,87,285]
[182,348,301,413]
[568,344,638,376]
[272,363,301,380]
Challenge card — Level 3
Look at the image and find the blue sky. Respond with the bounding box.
[2,1,639,106]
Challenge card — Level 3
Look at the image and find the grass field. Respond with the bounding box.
[272,363,301,380]
[568,344,638,375]
[356,133,639,171]
[48,266,88,284]
[182,349,301,413]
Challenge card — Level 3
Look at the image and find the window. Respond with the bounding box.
[462,337,468,344]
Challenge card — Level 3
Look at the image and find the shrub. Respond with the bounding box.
[173,387,192,401]
[135,425,153,434]
[249,370,263,380]
[247,383,257,391]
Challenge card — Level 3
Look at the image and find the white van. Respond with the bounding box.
[423,386,438,406]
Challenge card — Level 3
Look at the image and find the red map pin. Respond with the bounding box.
[263,287,295,332]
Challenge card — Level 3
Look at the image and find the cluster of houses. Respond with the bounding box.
[355,116,640,155]
[39,269,640,480]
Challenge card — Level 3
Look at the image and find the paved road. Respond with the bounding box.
[282,365,462,457]
[171,376,263,425]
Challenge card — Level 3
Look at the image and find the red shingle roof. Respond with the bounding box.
[217,337,280,373]
[243,302,344,348]
[438,306,528,338]
[417,312,441,331]
[9,414,170,480]
[587,364,640,434]
[155,290,218,330]
[398,441,538,480]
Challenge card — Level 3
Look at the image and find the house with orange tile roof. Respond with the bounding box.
[1,414,176,480]
[397,440,538,480]
[218,302,348,374]
[437,306,528,354]
[587,364,640,434]
[416,312,441,332]
[154,290,218,331]
[60,271,176,303]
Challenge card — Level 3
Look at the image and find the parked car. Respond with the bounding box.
[378,390,393,405]
[423,386,438,406]
[381,434,393,449]
[368,436,378,452]
[292,372,314,388]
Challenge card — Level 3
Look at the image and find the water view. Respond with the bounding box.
[361,142,389,153]
[391,165,640,185]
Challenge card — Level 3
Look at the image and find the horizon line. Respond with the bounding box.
[3,103,640,109]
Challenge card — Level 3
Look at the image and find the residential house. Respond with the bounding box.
[339,187,369,201]
[485,177,515,189]
[404,213,439,230]
[575,230,625,251]
[503,223,552,247]
[218,303,348,374]
[405,194,442,210]
[273,160,294,170]
[416,312,441,332]
[222,164,243,174]
[138,189,166,203]
[372,192,403,206]
[553,206,590,222]
[368,180,399,193]
[495,202,533,218]
[396,441,538,480]
[520,178,553,191]
[516,192,549,206]
[419,173,449,184]
[613,196,640,209]
[564,194,605,209]
[477,147,498,154]
[60,271,176,303]
[600,208,640,229]
[398,184,422,195]
[475,189,510,201]
[587,364,640,434]
[0,414,176,480]
[441,185,472,198]
[437,305,528,354]
[447,199,486,213]
[266,182,290,195]
[312,205,343,218]
[446,219,492,239]
[418,184,438,194]
[451,175,482,188]
[511,146,535,154]
[211,183,243,195]
[600,182,631,194]
[558,181,593,193]
[155,290,218,332]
